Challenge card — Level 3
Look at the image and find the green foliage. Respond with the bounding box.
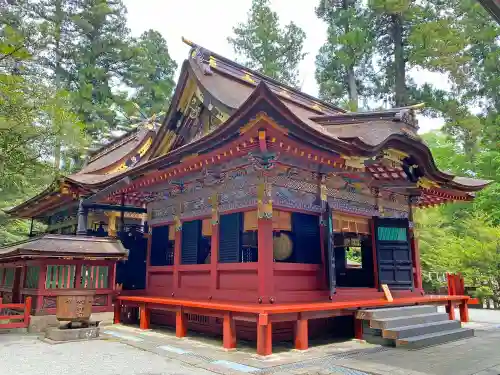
[123,30,178,116]
[315,0,375,109]
[228,0,307,87]
[0,1,177,244]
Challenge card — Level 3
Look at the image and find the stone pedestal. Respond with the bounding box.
[45,326,100,342]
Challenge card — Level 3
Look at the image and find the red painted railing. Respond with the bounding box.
[447,273,479,305]
[0,296,32,329]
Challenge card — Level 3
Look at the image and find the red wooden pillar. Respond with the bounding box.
[24,296,32,327]
[354,318,363,340]
[257,218,274,301]
[408,198,423,291]
[294,316,308,350]
[173,227,182,292]
[459,300,469,323]
[145,234,152,290]
[176,308,187,338]
[113,299,121,324]
[223,312,236,350]
[257,313,272,356]
[370,220,379,289]
[36,261,47,314]
[139,303,150,330]
[446,300,456,320]
[210,221,219,294]
[74,262,82,289]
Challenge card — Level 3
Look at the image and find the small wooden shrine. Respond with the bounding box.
[5,38,491,353]
[0,235,127,314]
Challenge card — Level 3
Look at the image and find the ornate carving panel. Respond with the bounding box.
[93,295,108,307]
[42,296,57,309]
[274,187,322,213]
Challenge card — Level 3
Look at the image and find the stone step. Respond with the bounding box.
[383,320,462,339]
[396,328,474,349]
[363,333,395,347]
[357,305,438,320]
[370,312,448,330]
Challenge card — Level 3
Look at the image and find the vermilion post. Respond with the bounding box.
[354,318,363,340]
[173,229,182,291]
[257,218,273,301]
[139,303,150,330]
[176,308,187,338]
[459,300,469,323]
[223,312,236,349]
[23,296,32,328]
[370,220,379,289]
[36,262,48,312]
[210,222,219,294]
[447,300,456,320]
[257,322,272,356]
[294,317,308,350]
[113,299,121,324]
[145,235,152,290]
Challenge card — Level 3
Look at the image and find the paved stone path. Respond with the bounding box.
[1,308,499,375]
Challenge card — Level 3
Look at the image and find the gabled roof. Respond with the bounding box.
[8,39,492,218]
[7,125,157,218]
[99,81,491,207]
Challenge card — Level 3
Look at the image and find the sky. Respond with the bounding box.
[123,0,448,133]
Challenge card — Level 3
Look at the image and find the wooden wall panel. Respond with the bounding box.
[179,270,210,290]
[148,272,174,296]
[274,269,321,292]
[218,270,258,291]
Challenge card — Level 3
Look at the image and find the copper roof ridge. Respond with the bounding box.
[310,104,425,121]
[87,128,141,163]
[182,37,347,114]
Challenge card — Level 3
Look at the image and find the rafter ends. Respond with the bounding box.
[180,153,199,163]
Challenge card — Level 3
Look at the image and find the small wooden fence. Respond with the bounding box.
[0,296,32,329]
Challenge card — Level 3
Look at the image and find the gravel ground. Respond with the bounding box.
[0,334,216,375]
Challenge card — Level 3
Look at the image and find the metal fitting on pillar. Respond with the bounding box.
[76,198,88,236]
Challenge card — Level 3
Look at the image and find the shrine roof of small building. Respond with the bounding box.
[6,126,156,218]
[0,234,128,261]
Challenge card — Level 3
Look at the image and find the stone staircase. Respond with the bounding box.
[357,305,474,349]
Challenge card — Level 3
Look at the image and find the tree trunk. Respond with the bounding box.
[53,0,63,171]
[344,0,358,111]
[391,14,407,107]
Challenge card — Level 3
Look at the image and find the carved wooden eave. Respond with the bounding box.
[478,0,500,23]
[97,82,490,210]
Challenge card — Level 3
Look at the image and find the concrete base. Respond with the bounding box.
[45,326,100,342]
[29,312,114,333]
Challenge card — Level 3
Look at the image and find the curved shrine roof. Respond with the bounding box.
[0,234,128,260]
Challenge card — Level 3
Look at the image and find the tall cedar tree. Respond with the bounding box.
[228,0,306,87]
[123,30,178,116]
[70,0,133,135]
[315,0,374,110]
